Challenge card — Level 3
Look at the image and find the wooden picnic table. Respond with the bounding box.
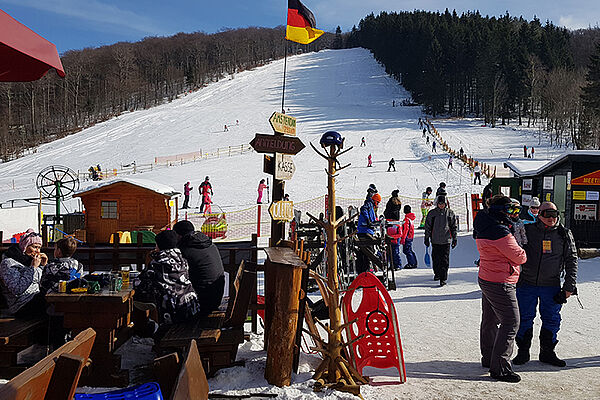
[45,288,135,387]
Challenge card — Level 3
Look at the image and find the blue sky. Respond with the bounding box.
[1,0,599,53]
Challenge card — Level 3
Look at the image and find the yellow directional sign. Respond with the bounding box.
[269,112,296,136]
[268,201,294,222]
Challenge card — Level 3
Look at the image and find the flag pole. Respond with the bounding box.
[281,40,288,113]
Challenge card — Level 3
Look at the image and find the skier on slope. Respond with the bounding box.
[199,176,213,213]
[360,137,366,147]
[474,162,482,185]
[448,155,453,169]
[387,158,396,172]
[432,141,437,152]
[367,153,373,167]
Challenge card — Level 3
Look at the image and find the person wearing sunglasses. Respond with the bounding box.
[474,194,527,383]
[0,229,48,316]
[513,201,578,368]
[521,197,540,225]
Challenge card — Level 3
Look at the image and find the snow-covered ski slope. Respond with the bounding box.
[0,48,566,212]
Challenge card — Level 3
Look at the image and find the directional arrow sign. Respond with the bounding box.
[269,112,296,136]
[269,201,294,222]
[250,133,305,155]
[275,153,295,180]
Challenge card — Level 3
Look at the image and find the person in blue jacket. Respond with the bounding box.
[356,192,381,274]
[521,197,540,225]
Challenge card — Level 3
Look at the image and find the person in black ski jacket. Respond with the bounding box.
[512,202,577,368]
[173,220,225,316]
[383,190,402,221]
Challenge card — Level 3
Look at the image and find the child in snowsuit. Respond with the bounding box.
[199,176,213,213]
[508,199,527,248]
[257,179,268,204]
[40,237,83,295]
[386,223,403,270]
[401,205,418,268]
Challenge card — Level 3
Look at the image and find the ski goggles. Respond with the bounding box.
[505,204,521,215]
[540,209,559,218]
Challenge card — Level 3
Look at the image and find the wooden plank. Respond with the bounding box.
[153,352,180,400]
[0,317,47,346]
[171,340,209,400]
[263,247,307,269]
[44,353,86,400]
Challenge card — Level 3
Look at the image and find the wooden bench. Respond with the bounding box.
[0,327,96,400]
[0,314,49,378]
[158,260,256,376]
[153,339,209,400]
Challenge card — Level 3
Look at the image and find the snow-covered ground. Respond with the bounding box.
[0,48,598,398]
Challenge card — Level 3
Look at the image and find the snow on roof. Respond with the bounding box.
[504,150,600,177]
[74,177,179,197]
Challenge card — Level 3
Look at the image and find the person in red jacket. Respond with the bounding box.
[257,179,268,204]
[182,182,192,209]
[474,194,527,383]
[400,205,417,269]
[199,177,213,213]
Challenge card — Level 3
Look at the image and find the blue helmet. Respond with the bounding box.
[320,131,343,147]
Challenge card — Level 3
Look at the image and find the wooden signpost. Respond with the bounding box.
[250,112,304,245]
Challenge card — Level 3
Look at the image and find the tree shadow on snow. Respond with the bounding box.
[366,360,490,382]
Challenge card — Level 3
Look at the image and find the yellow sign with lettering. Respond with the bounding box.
[268,201,294,222]
[573,191,586,200]
[269,112,296,136]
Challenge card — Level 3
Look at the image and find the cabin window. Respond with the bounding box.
[101,201,118,219]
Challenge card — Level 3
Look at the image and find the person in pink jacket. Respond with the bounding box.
[257,179,268,204]
[474,194,527,383]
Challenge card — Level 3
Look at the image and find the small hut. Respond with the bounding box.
[74,178,179,243]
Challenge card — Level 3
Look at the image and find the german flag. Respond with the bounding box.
[286,0,324,44]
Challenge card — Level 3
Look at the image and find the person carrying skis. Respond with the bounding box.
[367,153,373,167]
[387,158,396,172]
[199,176,213,213]
[257,179,268,204]
[182,182,192,209]
[419,187,433,228]
[400,205,417,269]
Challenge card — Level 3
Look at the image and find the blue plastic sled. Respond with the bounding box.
[74,382,162,400]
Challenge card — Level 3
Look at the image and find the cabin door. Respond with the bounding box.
[98,200,119,242]
[138,197,154,227]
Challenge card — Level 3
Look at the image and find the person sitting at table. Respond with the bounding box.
[173,220,225,317]
[0,229,48,317]
[40,237,83,295]
[135,230,200,328]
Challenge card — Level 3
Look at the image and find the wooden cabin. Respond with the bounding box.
[74,178,179,243]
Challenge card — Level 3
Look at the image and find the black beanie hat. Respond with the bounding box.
[173,220,195,236]
[403,204,411,213]
[155,230,179,250]
[392,189,399,197]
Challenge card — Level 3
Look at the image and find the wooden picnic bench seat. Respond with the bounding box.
[0,314,49,378]
[0,327,96,400]
[153,339,209,400]
[158,260,256,375]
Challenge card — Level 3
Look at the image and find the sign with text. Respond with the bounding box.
[263,155,274,175]
[269,112,296,136]
[572,191,586,200]
[571,169,600,186]
[269,201,294,222]
[250,133,305,155]
[574,203,597,220]
[275,153,296,180]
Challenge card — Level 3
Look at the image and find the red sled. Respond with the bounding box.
[342,272,406,383]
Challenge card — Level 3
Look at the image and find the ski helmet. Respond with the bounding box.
[320,131,344,147]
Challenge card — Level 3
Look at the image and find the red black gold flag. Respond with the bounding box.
[286,0,324,44]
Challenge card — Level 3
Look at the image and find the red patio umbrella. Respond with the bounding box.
[0,8,65,82]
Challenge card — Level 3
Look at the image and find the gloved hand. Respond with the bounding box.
[424,238,430,247]
[451,238,458,248]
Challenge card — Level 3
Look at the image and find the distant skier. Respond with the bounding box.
[367,153,373,167]
[387,158,396,172]
[236,119,239,125]
[199,176,213,213]
[523,145,527,158]
[361,137,366,147]
[448,156,454,169]
[418,118,423,129]
[392,100,395,107]
[432,141,437,152]
[257,179,268,204]
[426,136,430,144]
[182,182,192,209]
[459,147,464,158]
[531,147,535,158]
[474,162,482,185]
[224,124,228,132]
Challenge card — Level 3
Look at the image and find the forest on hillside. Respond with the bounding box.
[2,11,600,161]
[347,10,600,149]
[0,27,332,161]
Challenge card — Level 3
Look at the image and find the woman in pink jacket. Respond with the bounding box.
[257,179,268,204]
[473,195,527,383]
